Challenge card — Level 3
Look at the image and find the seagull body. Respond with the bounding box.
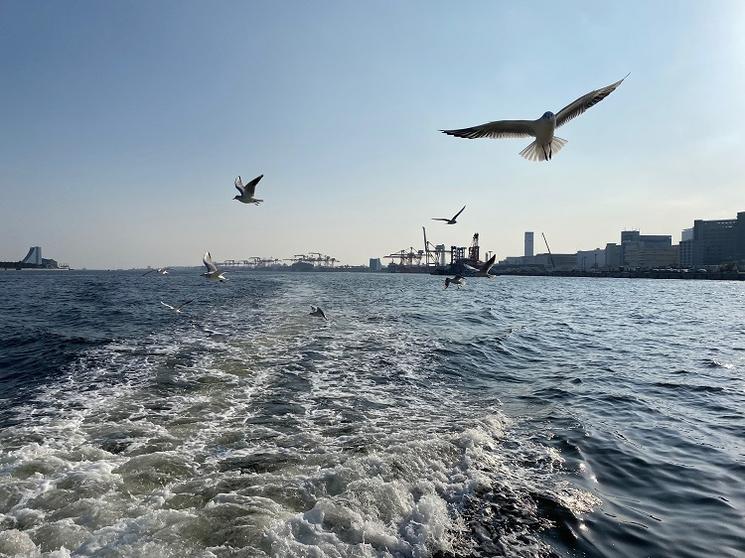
[161,300,193,314]
[476,254,497,277]
[432,205,466,225]
[202,252,227,282]
[234,175,264,205]
[310,306,328,320]
[143,267,169,276]
[445,275,465,289]
[441,75,628,161]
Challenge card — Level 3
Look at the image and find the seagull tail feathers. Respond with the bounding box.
[519,137,568,162]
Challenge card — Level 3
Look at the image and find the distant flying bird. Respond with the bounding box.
[309,306,328,320]
[143,267,169,276]
[440,75,628,161]
[444,275,465,289]
[202,252,227,282]
[234,174,264,205]
[432,205,466,225]
[160,300,193,314]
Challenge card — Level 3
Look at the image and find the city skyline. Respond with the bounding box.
[2,1,745,268]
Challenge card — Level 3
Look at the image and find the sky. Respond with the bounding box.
[1,1,745,268]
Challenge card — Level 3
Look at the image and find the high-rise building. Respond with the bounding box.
[689,212,745,267]
[679,228,695,268]
[369,258,382,272]
[604,243,623,270]
[620,231,676,269]
[524,232,534,258]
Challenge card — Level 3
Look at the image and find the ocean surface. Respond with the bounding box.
[1,270,744,558]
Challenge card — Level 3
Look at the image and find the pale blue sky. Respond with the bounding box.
[1,1,744,267]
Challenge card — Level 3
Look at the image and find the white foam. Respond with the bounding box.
[0,296,597,557]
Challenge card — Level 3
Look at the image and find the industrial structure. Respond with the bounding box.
[385,227,492,274]
[215,252,351,272]
[1,246,65,270]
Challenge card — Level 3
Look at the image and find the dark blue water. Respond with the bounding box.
[1,270,744,557]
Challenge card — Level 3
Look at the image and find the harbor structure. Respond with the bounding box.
[1,246,64,270]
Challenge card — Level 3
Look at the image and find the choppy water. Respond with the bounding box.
[1,271,744,557]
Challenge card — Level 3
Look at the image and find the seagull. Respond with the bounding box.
[234,175,264,205]
[143,267,169,276]
[160,300,193,314]
[444,275,465,289]
[464,254,497,277]
[202,252,227,282]
[309,306,328,320]
[432,205,466,225]
[441,75,628,161]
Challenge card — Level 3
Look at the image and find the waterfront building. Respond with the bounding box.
[604,243,623,270]
[576,249,606,270]
[22,246,42,266]
[679,229,694,268]
[689,212,745,267]
[532,253,576,270]
[524,232,534,258]
[369,258,382,272]
[501,256,528,265]
[620,230,677,269]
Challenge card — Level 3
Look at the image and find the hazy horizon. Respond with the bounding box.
[2,1,744,268]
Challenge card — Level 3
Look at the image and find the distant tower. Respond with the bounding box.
[524,232,534,258]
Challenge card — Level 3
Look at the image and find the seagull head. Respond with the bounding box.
[541,111,555,120]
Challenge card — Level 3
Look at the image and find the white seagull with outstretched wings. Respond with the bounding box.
[441,75,628,161]
[202,252,227,282]
[160,300,193,314]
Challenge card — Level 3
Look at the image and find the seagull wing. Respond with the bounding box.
[160,301,176,310]
[244,174,264,196]
[555,74,628,129]
[481,254,497,273]
[432,218,451,222]
[176,299,194,311]
[441,120,536,140]
[234,176,245,195]
[203,251,218,273]
[452,205,466,220]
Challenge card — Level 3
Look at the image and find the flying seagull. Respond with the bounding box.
[160,300,193,314]
[234,175,264,205]
[444,275,465,289]
[432,205,466,225]
[143,267,169,276]
[310,306,328,320]
[202,252,227,282]
[464,254,497,277]
[441,75,629,161]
